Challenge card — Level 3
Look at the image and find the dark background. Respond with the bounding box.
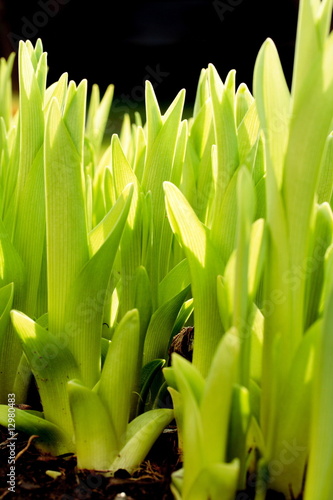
[0,0,299,118]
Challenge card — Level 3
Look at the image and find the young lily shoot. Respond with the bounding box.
[0,0,333,498]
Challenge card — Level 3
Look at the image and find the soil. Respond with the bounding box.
[168,327,194,362]
[0,425,290,500]
[0,426,180,500]
[0,339,290,500]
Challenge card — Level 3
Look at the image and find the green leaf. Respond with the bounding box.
[167,354,205,406]
[263,318,321,498]
[127,266,154,416]
[170,298,194,340]
[208,64,239,249]
[64,183,133,387]
[110,134,142,316]
[253,38,290,187]
[13,145,45,315]
[158,258,190,307]
[10,310,80,446]
[44,72,68,113]
[227,385,251,489]
[142,86,185,297]
[236,82,255,127]
[144,81,163,152]
[0,405,72,456]
[0,220,25,295]
[208,65,238,192]
[209,166,241,265]
[291,0,333,102]
[44,92,89,337]
[86,83,114,162]
[248,218,267,301]
[108,408,174,474]
[193,68,209,119]
[167,388,183,451]
[143,85,185,194]
[237,101,260,168]
[200,330,240,464]
[171,356,206,498]
[0,282,15,401]
[0,282,14,338]
[253,41,293,387]
[88,182,134,255]
[233,166,256,386]
[0,52,15,129]
[183,461,240,500]
[317,132,333,204]
[143,285,190,365]
[98,309,140,447]
[282,30,333,341]
[217,275,230,332]
[137,359,165,415]
[0,220,26,403]
[1,40,47,399]
[17,40,46,192]
[132,124,146,183]
[164,181,224,376]
[249,305,264,385]
[68,380,119,470]
[133,265,153,341]
[254,35,298,450]
[304,202,333,329]
[185,76,214,222]
[304,287,333,500]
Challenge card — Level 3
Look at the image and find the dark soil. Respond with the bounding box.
[0,426,180,500]
[0,375,291,500]
[0,424,291,500]
[0,376,293,500]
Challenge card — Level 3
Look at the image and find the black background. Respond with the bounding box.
[0,0,299,116]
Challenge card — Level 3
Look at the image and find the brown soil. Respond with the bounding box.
[0,426,289,500]
[0,426,180,500]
